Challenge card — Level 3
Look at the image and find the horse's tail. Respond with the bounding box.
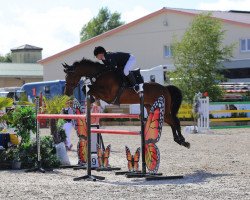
[165,85,182,116]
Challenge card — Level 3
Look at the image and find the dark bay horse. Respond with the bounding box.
[63,58,190,148]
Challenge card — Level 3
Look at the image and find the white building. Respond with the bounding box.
[39,7,250,82]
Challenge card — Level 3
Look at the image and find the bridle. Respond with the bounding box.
[82,66,115,84]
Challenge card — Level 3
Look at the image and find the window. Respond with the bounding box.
[240,38,250,52]
[44,86,50,94]
[221,68,250,79]
[164,45,172,57]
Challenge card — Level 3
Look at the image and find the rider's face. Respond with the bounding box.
[96,53,105,60]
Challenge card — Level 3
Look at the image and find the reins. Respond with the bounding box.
[82,66,124,105]
[86,67,115,84]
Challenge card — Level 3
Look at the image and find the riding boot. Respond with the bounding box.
[127,72,139,92]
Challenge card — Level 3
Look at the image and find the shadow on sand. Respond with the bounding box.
[101,170,231,186]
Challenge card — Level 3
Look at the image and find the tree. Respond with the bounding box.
[169,13,234,103]
[80,7,124,42]
[0,53,12,63]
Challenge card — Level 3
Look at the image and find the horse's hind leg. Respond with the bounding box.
[172,115,190,148]
[166,114,190,149]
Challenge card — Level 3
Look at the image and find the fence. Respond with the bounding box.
[197,98,250,131]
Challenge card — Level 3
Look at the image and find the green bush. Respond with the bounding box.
[1,136,60,169]
[11,106,36,144]
[19,136,60,169]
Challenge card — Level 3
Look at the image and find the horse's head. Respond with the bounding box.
[63,63,79,96]
[63,57,105,96]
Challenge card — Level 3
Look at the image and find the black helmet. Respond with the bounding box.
[94,46,106,56]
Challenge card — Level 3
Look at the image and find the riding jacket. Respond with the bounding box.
[102,52,130,71]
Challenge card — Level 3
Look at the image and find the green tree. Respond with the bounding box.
[0,53,12,63]
[80,7,124,42]
[170,13,234,103]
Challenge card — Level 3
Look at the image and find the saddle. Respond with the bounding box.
[111,68,144,105]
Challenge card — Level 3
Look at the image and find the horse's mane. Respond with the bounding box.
[72,57,104,68]
[64,57,119,82]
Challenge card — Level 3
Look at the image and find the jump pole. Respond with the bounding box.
[125,85,162,178]
[26,97,45,173]
[73,84,105,181]
[140,88,146,174]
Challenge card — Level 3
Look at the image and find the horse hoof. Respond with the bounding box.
[182,142,190,149]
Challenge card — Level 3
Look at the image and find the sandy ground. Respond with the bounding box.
[0,126,249,200]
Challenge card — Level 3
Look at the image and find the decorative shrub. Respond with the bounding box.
[1,136,60,169]
[19,136,60,169]
[11,106,36,144]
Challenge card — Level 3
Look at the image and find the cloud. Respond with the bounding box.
[122,6,151,23]
[0,6,92,57]
[198,0,250,11]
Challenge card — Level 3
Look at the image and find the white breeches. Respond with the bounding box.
[123,55,136,76]
[63,122,73,147]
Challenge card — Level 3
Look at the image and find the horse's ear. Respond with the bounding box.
[62,63,68,73]
[62,63,76,74]
[62,63,68,68]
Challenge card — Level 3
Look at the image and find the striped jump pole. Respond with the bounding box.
[37,113,139,120]
[210,109,250,129]
[26,97,45,173]
[73,84,105,181]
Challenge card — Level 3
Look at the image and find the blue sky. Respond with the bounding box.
[0,0,249,58]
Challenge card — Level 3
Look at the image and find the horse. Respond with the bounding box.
[63,57,190,148]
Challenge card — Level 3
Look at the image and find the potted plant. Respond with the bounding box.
[4,147,21,170]
[0,149,12,169]
[4,105,36,169]
[11,147,21,170]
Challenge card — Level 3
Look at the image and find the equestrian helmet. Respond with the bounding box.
[94,46,106,56]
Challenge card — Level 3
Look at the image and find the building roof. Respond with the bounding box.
[39,7,250,65]
[0,63,43,77]
[11,44,43,51]
[169,8,250,25]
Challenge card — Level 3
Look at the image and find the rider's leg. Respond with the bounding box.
[123,55,136,76]
[124,55,139,91]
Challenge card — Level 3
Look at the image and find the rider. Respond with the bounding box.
[93,46,139,91]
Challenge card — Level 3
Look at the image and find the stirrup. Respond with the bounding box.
[134,83,144,93]
[133,84,140,93]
